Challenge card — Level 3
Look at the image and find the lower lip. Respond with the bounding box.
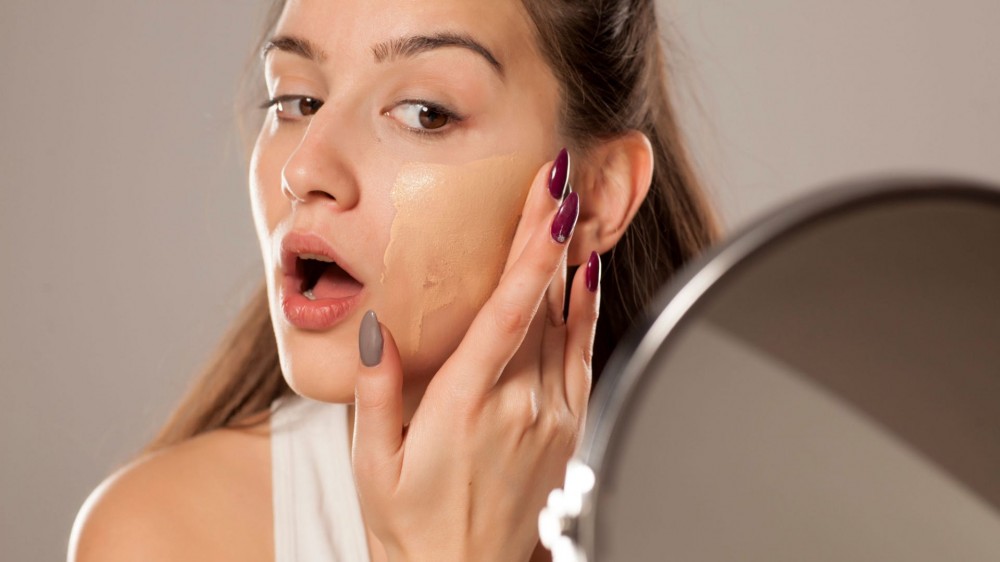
[280,277,363,331]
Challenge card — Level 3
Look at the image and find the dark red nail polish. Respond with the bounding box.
[551,191,579,244]
[586,251,601,292]
[548,148,570,200]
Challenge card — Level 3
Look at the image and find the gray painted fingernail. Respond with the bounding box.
[359,310,383,367]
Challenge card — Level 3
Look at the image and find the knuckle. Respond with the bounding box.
[537,400,566,433]
[356,382,393,413]
[580,345,594,371]
[567,356,594,415]
[541,407,578,454]
[567,325,597,377]
[499,383,540,428]
[529,249,556,277]
[455,389,485,423]
[515,388,542,427]
[492,298,531,336]
[430,376,482,419]
[581,367,593,397]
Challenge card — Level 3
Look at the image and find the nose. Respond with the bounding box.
[281,117,361,209]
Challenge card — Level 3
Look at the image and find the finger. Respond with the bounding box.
[564,251,601,421]
[353,310,404,481]
[503,149,570,275]
[544,245,569,328]
[539,249,569,403]
[506,236,568,393]
[447,191,580,395]
[496,152,572,389]
[501,292,547,389]
[531,155,572,402]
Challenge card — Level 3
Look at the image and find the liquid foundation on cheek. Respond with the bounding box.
[380,153,537,362]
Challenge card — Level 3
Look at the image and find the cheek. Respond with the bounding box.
[379,154,539,375]
[248,128,294,259]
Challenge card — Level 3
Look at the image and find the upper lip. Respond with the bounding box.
[279,231,363,283]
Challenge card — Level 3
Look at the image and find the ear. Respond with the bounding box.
[567,130,653,266]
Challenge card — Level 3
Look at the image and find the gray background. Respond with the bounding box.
[1,1,998,560]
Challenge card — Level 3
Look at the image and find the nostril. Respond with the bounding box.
[281,181,305,203]
[280,153,360,208]
[312,190,336,201]
[283,185,339,204]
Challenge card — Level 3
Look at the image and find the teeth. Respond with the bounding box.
[299,253,334,263]
[303,288,317,301]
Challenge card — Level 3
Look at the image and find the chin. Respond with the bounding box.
[284,373,357,404]
[266,290,479,404]
[276,332,360,404]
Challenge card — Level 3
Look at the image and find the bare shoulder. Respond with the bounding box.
[69,415,273,562]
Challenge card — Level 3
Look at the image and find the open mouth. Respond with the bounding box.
[295,254,364,301]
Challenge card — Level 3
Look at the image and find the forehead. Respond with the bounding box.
[273,0,538,70]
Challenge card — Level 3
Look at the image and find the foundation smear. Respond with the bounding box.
[381,153,536,359]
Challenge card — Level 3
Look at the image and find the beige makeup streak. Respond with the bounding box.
[381,153,536,359]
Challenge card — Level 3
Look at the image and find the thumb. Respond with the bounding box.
[353,310,404,479]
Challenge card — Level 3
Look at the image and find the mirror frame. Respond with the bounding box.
[566,176,1000,558]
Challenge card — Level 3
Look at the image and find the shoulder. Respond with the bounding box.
[69,418,273,562]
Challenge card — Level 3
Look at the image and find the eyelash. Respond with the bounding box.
[258,95,464,139]
[258,94,321,117]
[390,98,465,138]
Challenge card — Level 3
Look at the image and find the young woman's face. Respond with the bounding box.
[250,0,562,402]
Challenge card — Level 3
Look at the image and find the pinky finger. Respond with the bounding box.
[564,251,601,421]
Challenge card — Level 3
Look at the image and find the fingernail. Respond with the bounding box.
[586,251,601,292]
[551,191,580,244]
[359,310,383,367]
[547,148,570,200]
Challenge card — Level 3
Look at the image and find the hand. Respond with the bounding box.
[352,155,600,562]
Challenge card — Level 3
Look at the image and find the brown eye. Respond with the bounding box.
[418,105,448,130]
[270,96,323,120]
[388,101,458,134]
[297,97,323,116]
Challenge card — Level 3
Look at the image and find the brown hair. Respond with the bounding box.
[141,0,718,454]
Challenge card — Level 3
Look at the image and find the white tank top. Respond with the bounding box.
[270,394,371,561]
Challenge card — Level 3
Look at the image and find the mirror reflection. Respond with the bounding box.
[591,187,1000,561]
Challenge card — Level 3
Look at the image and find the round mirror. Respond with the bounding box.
[541,177,1000,561]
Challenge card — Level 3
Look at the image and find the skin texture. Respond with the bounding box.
[70,415,276,562]
[69,0,656,560]
[250,0,561,422]
[381,154,536,362]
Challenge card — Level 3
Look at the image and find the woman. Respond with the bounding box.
[70,0,717,560]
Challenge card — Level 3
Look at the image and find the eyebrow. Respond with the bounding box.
[261,35,325,63]
[261,32,504,77]
[372,32,504,76]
